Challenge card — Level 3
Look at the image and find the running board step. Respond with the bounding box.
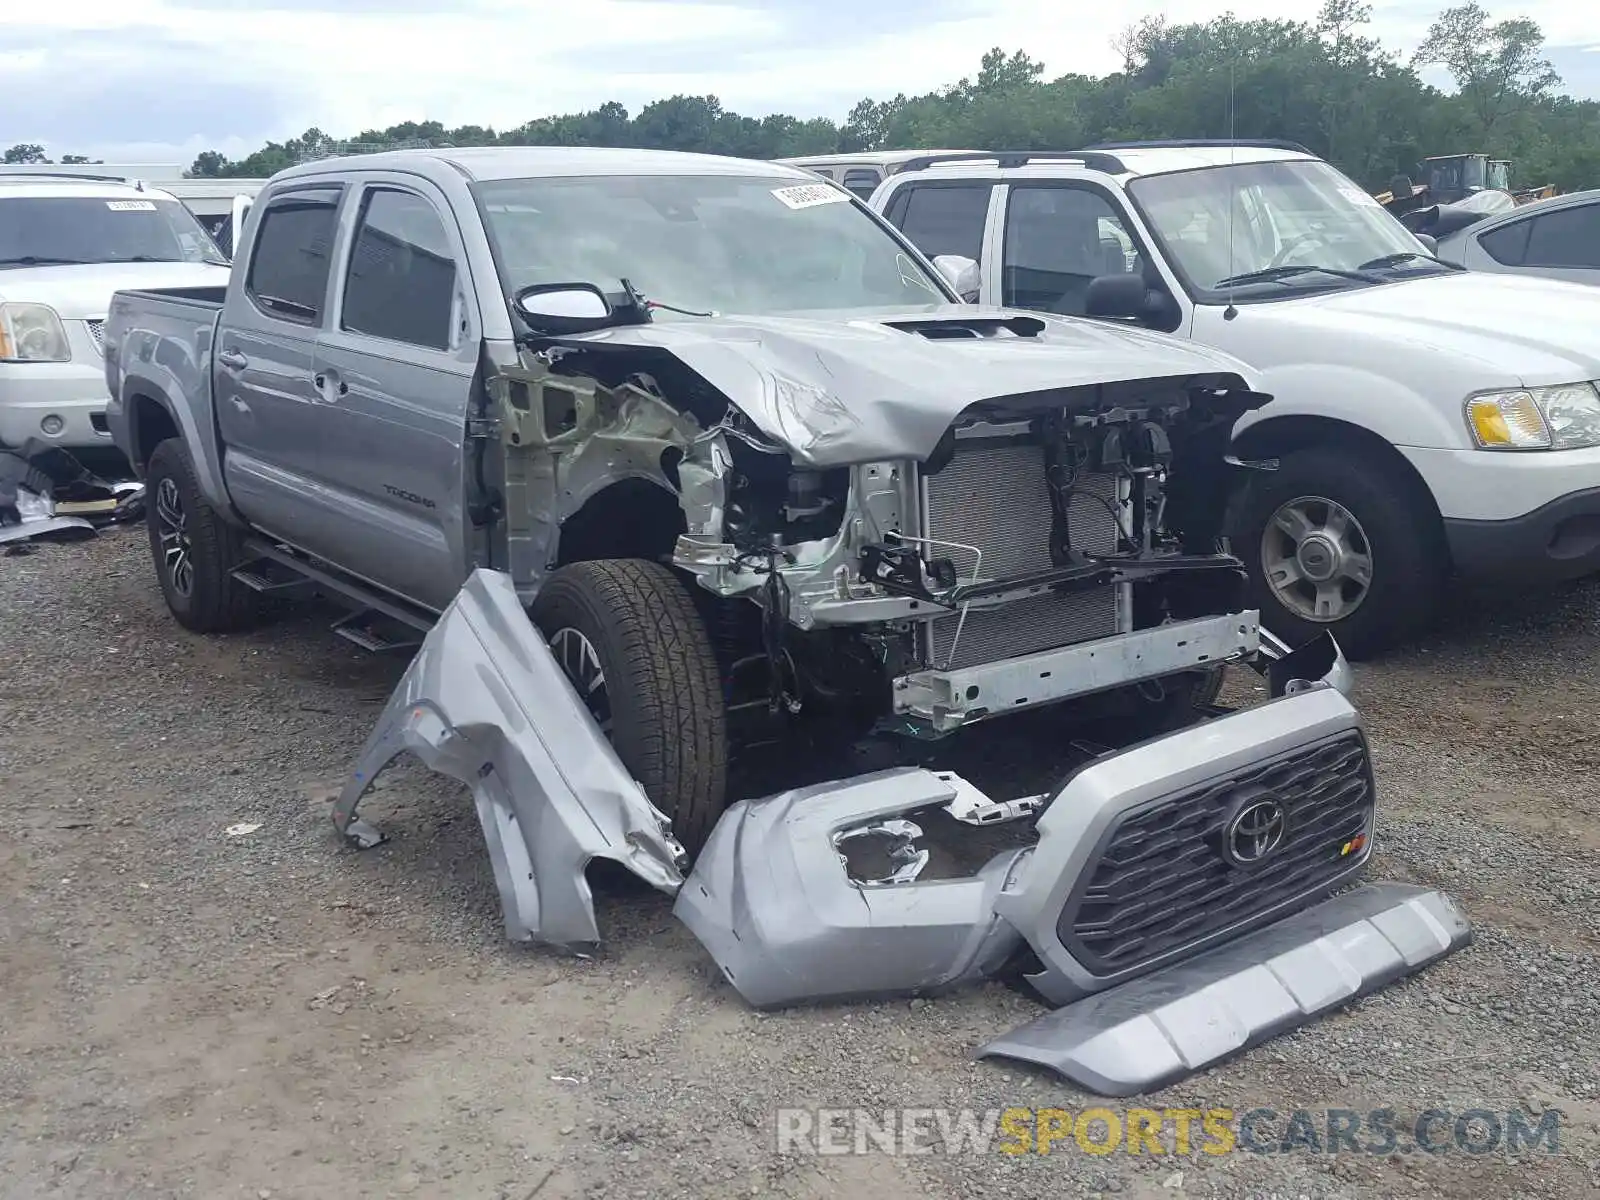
[331,609,424,653]
[231,559,316,597]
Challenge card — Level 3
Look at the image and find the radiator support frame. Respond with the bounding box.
[892,611,1262,733]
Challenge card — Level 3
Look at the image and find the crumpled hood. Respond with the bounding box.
[1250,271,1600,385]
[0,261,230,320]
[554,304,1262,465]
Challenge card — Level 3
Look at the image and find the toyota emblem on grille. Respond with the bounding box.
[1225,797,1288,865]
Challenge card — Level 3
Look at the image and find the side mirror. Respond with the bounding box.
[1084,273,1150,320]
[931,254,981,303]
[514,283,613,334]
[1415,233,1438,254]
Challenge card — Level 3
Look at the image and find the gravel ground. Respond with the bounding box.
[2,526,1598,1200]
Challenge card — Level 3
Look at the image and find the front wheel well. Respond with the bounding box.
[555,478,686,568]
[1229,416,1448,561]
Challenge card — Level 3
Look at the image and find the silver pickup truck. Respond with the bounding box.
[103,146,1466,1095]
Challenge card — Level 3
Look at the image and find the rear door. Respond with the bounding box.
[214,182,344,539]
[309,174,480,610]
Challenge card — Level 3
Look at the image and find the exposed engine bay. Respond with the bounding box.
[488,308,1266,767]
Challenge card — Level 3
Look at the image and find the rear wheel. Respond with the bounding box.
[531,559,729,856]
[144,438,257,633]
[1232,445,1445,659]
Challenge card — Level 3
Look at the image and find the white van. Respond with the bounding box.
[870,143,1600,657]
[775,149,977,200]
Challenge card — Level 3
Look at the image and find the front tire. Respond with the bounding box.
[144,438,257,634]
[531,559,729,856]
[1232,445,1445,659]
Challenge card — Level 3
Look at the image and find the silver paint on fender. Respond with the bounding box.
[331,568,685,953]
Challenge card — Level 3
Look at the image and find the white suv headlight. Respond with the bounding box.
[1466,382,1600,450]
[0,302,72,363]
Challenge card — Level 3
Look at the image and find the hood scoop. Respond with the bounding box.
[880,314,1047,341]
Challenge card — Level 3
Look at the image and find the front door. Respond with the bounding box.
[310,177,480,610]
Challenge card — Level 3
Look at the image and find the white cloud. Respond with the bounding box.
[9,0,1595,164]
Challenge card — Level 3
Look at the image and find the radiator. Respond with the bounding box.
[920,434,1126,670]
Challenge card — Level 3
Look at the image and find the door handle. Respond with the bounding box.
[314,372,349,399]
[218,348,249,370]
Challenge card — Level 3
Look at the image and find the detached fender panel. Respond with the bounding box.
[332,568,685,952]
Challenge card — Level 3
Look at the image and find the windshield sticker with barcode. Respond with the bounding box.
[106,200,157,212]
[1337,186,1381,208]
[771,183,851,210]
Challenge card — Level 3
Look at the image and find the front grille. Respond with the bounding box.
[1058,731,1374,977]
[921,435,1122,670]
[84,320,105,354]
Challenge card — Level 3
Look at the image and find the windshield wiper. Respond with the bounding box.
[1213,263,1385,289]
[0,255,97,268]
[1357,251,1463,273]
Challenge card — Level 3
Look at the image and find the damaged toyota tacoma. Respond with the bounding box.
[104,147,1468,1095]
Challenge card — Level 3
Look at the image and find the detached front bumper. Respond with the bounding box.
[340,570,1454,1096]
[676,680,1466,1095]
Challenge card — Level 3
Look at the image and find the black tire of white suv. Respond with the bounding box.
[531,559,729,856]
[144,438,259,634]
[1232,445,1446,660]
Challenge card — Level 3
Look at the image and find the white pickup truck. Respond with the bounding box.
[0,172,231,457]
[870,142,1600,657]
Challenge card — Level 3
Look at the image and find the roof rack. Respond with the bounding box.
[897,149,1128,175]
[1081,138,1315,156]
[0,170,148,188]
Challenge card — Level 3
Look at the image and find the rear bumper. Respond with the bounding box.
[1444,485,1600,584]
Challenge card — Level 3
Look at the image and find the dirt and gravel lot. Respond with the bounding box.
[3,526,1598,1200]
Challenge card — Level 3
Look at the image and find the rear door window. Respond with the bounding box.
[245,191,341,325]
[885,183,994,264]
[1522,203,1600,270]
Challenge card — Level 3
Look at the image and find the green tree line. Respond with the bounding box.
[11,3,1594,194]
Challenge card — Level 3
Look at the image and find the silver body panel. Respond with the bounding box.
[979,884,1470,1095]
[330,569,684,951]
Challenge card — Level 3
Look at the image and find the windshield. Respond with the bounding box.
[474,173,949,318]
[1126,159,1432,299]
[0,195,228,268]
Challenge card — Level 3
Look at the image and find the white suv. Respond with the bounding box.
[869,142,1600,657]
[0,173,231,455]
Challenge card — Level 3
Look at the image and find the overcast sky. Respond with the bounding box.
[6,0,1598,165]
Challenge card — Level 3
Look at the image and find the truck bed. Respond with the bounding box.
[112,285,228,310]
[104,285,230,479]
